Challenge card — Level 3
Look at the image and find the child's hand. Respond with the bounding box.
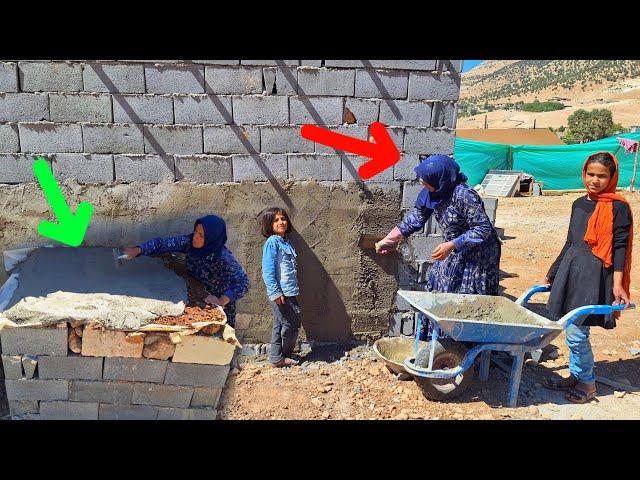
[613,285,630,306]
[543,277,552,286]
[123,247,141,259]
[274,295,286,305]
[431,241,455,261]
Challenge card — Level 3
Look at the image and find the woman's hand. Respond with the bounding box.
[431,241,455,261]
[204,294,231,307]
[375,227,404,254]
[123,247,141,259]
[612,285,630,306]
[543,277,552,286]
[274,295,286,305]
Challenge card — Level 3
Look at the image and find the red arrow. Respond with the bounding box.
[300,121,400,180]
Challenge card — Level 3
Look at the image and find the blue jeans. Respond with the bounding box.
[565,324,595,384]
[268,296,301,364]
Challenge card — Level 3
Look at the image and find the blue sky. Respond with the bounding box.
[462,60,484,72]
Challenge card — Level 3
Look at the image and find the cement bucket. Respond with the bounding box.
[373,336,428,375]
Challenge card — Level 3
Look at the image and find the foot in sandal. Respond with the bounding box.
[565,383,597,404]
[544,375,578,391]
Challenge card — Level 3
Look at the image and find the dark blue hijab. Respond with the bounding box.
[414,155,468,209]
[188,215,227,259]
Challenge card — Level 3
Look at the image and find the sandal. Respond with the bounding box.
[544,376,578,391]
[565,386,598,404]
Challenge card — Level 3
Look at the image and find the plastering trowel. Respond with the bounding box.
[112,248,130,268]
[357,234,386,251]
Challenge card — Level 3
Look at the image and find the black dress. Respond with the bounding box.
[546,196,631,329]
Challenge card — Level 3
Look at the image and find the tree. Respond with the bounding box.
[564,108,619,144]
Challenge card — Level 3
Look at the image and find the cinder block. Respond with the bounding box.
[49,93,112,122]
[260,126,313,153]
[401,313,416,336]
[164,363,230,387]
[314,126,367,153]
[132,383,194,408]
[22,356,37,379]
[0,62,18,92]
[187,408,218,420]
[300,60,323,67]
[1,355,23,379]
[394,154,420,180]
[387,126,405,149]
[232,154,287,181]
[401,235,444,262]
[379,100,432,127]
[112,94,174,124]
[0,93,49,122]
[38,355,103,380]
[190,387,222,408]
[240,60,299,66]
[203,125,259,154]
[82,63,145,93]
[344,98,380,125]
[40,401,99,420]
[325,60,437,71]
[342,155,393,182]
[0,326,68,356]
[404,128,455,155]
[408,72,460,101]
[103,357,168,383]
[5,379,69,401]
[18,61,82,92]
[173,95,233,124]
[0,123,19,152]
[145,65,205,94]
[143,125,203,155]
[417,260,434,283]
[262,67,298,95]
[82,123,144,153]
[399,260,418,288]
[175,155,233,183]
[389,312,402,336]
[156,407,218,420]
[289,96,342,125]
[0,154,44,183]
[69,380,134,404]
[402,180,422,209]
[447,60,463,74]
[204,66,263,94]
[396,293,414,312]
[482,197,498,210]
[232,95,289,125]
[99,403,158,420]
[355,69,409,99]
[298,68,355,96]
[114,154,175,182]
[52,153,114,183]
[18,122,83,153]
[445,102,457,129]
[288,154,342,181]
[8,400,39,417]
[193,60,240,65]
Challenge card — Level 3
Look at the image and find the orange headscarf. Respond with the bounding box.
[582,152,634,310]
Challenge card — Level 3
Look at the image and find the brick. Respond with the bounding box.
[8,400,39,417]
[18,122,83,153]
[1,354,23,379]
[156,407,218,420]
[289,96,343,125]
[203,125,259,154]
[40,401,99,420]
[0,123,19,152]
[69,380,133,403]
[288,154,342,181]
[82,123,144,153]
[38,355,103,380]
[49,93,112,123]
[173,95,233,124]
[164,363,230,387]
[190,387,222,408]
[394,154,420,180]
[52,153,114,183]
[103,357,168,383]
[379,100,432,127]
[114,154,175,182]
[404,128,455,155]
[0,154,42,183]
[132,383,194,407]
[82,63,145,93]
[241,60,299,66]
[5,379,69,401]
[204,66,262,94]
[298,68,354,96]
[0,326,68,356]
[355,69,409,99]
[145,65,204,94]
[232,95,289,125]
[99,403,158,420]
[325,60,437,70]
[344,98,379,125]
[263,67,298,95]
[315,126,367,153]
[18,62,82,92]
[260,126,313,153]
[408,72,460,101]
[175,155,233,183]
[0,93,49,122]
[232,154,287,181]
[112,94,174,124]
[22,356,38,379]
[143,125,202,155]
[0,62,18,92]
[342,155,393,182]
[172,336,236,365]
[81,326,144,357]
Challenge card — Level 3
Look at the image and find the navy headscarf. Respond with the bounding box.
[188,215,227,259]
[414,155,468,209]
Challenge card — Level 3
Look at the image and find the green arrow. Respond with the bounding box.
[32,158,93,247]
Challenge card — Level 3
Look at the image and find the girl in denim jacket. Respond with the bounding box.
[261,207,301,368]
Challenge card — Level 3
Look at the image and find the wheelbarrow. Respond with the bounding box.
[398,286,635,407]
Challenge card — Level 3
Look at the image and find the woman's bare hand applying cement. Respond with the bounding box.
[431,241,455,261]
[123,247,141,259]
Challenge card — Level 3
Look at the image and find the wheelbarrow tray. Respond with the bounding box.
[397,290,562,345]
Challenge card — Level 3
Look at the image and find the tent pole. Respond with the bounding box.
[630,148,639,192]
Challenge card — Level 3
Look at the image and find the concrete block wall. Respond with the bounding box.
[0,325,224,419]
[0,59,462,344]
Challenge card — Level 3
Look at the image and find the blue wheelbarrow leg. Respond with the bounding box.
[479,349,491,381]
[508,352,525,407]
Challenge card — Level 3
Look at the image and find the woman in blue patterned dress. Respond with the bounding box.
[123,215,249,327]
[376,155,501,339]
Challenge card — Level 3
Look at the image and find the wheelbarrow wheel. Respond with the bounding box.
[413,339,474,401]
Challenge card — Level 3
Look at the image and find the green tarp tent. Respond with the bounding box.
[453,131,640,190]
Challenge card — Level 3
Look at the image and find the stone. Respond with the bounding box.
[142,335,176,360]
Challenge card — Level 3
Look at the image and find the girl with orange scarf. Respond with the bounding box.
[544,152,634,403]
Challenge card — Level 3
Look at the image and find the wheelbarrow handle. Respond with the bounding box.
[559,303,636,329]
[515,284,551,306]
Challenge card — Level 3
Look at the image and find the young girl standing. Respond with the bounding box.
[261,207,302,368]
[545,152,634,403]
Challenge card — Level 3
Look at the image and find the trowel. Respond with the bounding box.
[357,234,386,251]
[112,248,130,269]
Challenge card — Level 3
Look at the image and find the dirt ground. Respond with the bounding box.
[219,192,640,420]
